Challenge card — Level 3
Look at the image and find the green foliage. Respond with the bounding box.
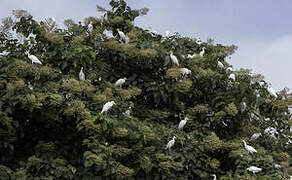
[0,0,291,179]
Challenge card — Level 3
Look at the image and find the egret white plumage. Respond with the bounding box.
[101,101,115,114]
[267,85,277,98]
[181,68,191,77]
[226,67,233,71]
[249,133,261,141]
[247,166,262,174]
[264,127,278,138]
[178,117,188,130]
[164,30,170,37]
[27,52,42,65]
[79,67,85,81]
[165,136,176,150]
[211,174,216,180]
[242,140,257,153]
[117,29,128,43]
[196,38,202,45]
[199,47,206,57]
[274,164,281,169]
[170,51,179,66]
[27,82,33,90]
[123,107,131,117]
[187,53,196,59]
[88,21,93,32]
[229,73,235,81]
[218,61,224,69]
[114,77,127,87]
[241,102,247,112]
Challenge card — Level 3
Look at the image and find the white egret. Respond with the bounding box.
[165,136,176,150]
[181,68,191,77]
[242,140,257,153]
[123,107,131,117]
[249,133,261,141]
[170,51,179,66]
[229,73,235,81]
[101,101,115,114]
[199,47,206,57]
[178,117,188,130]
[267,85,277,98]
[114,77,127,87]
[264,127,278,138]
[88,21,93,32]
[196,38,202,45]
[187,53,196,59]
[27,82,33,90]
[79,67,85,81]
[211,174,216,180]
[226,67,233,71]
[274,164,281,169]
[241,102,247,112]
[247,166,262,174]
[218,61,224,69]
[117,29,128,43]
[27,52,42,65]
[164,30,170,37]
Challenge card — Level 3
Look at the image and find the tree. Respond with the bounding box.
[0,0,291,179]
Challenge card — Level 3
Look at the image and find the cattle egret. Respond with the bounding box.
[211,174,216,180]
[164,30,170,37]
[27,52,42,64]
[165,136,176,150]
[247,166,262,174]
[226,67,233,71]
[199,47,206,57]
[181,68,191,77]
[218,61,224,69]
[123,107,131,117]
[101,101,115,114]
[88,21,93,32]
[114,77,127,87]
[249,133,261,141]
[229,73,235,81]
[27,82,33,90]
[243,140,257,153]
[178,117,188,130]
[274,164,281,169]
[187,53,196,59]
[196,38,202,45]
[267,85,277,98]
[241,102,247,112]
[117,29,128,43]
[170,51,179,66]
[79,67,85,81]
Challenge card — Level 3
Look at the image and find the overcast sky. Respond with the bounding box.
[1,0,291,90]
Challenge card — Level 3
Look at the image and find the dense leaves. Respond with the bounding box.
[0,0,291,179]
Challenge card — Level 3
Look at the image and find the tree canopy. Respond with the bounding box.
[0,0,291,179]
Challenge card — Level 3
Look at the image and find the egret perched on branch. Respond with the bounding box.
[165,136,176,150]
[267,85,277,98]
[79,67,85,81]
[199,47,206,57]
[178,117,188,130]
[101,101,115,114]
[242,140,257,153]
[196,37,202,45]
[241,102,247,112]
[27,52,42,65]
[249,133,261,141]
[226,67,233,71]
[123,107,131,117]
[117,29,129,43]
[170,51,179,66]
[114,77,127,87]
[247,166,262,174]
[211,174,216,180]
[88,21,93,32]
[181,68,191,77]
[229,73,235,81]
[218,61,224,69]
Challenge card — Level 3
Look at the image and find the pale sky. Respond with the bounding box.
[1,0,291,91]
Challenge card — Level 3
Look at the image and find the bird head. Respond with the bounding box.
[211,174,216,177]
[170,51,173,54]
[173,136,176,139]
[111,101,116,105]
[185,117,189,121]
[123,77,127,80]
[202,47,206,50]
[242,140,246,144]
